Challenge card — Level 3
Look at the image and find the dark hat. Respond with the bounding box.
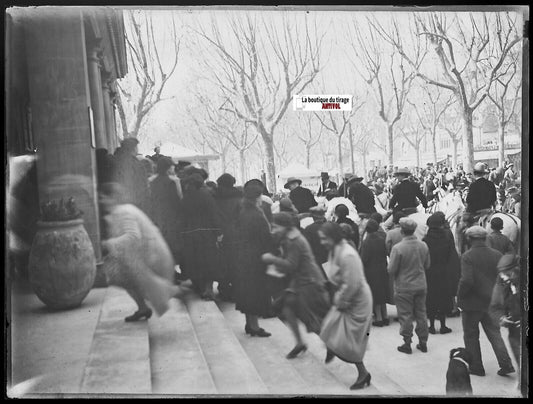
[243,180,263,200]
[156,156,174,174]
[334,204,349,217]
[506,186,519,195]
[217,173,236,188]
[497,254,519,272]
[490,217,504,230]
[366,218,379,233]
[344,172,353,179]
[284,177,302,189]
[427,212,445,228]
[394,167,411,176]
[399,217,417,231]
[347,175,364,184]
[321,172,329,179]
[465,225,487,239]
[272,212,296,228]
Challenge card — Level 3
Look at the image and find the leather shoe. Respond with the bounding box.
[350,373,371,390]
[397,343,412,354]
[416,343,428,353]
[440,326,452,334]
[497,367,515,376]
[382,318,390,326]
[428,326,436,334]
[245,325,271,337]
[125,308,152,322]
[372,320,384,327]
[286,344,307,359]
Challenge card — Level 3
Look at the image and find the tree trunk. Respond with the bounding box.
[431,126,438,166]
[415,145,420,168]
[349,132,355,174]
[220,152,227,173]
[462,108,475,173]
[306,144,311,169]
[239,148,246,185]
[337,134,344,177]
[498,120,506,167]
[452,139,459,168]
[362,152,368,181]
[387,124,394,165]
[260,130,277,194]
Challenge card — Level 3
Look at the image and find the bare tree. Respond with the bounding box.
[487,47,521,166]
[408,85,455,165]
[374,12,522,173]
[349,16,424,165]
[398,108,427,168]
[296,114,323,169]
[116,10,181,141]
[274,125,292,170]
[192,12,327,192]
[350,119,374,179]
[439,106,463,168]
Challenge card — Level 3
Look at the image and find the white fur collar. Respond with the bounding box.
[452,357,470,370]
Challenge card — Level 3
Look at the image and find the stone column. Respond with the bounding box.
[101,76,116,152]
[87,43,107,150]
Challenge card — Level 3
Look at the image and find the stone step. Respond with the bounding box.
[216,301,309,395]
[80,287,151,394]
[254,311,357,396]
[185,295,268,395]
[148,298,216,395]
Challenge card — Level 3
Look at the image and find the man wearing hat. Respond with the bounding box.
[337,173,353,198]
[347,175,376,217]
[457,226,514,377]
[389,168,428,214]
[317,172,337,197]
[465,162,497,215]
[285,177,318,214]
[486,217,515,255]
[388,217,431,354]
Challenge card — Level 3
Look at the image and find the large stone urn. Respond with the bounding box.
[28,219,96,309]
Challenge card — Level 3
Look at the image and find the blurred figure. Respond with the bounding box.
[360,219,389,326]
[279,197,300,228]
[385,211,407,255]
[318,222,373,390]
[261,212,330,359]
[205,180,218,196]
[149,157,182,267]
[302,206,329,267]
[285,177,317,214]
[214,173,243,302]
[99,183,180,321]
[234,180,274,337]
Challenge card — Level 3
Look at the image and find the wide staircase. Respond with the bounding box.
[78,285,396,396]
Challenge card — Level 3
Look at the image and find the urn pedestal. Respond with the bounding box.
[28,219,96,309]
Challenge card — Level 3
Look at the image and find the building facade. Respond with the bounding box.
[6,7,128,265]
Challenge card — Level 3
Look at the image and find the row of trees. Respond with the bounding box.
[116,10,524,191]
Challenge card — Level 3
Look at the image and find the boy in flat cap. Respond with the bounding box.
[387,217,431,354]
[457,226,514,377]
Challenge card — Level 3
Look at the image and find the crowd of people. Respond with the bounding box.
[93,138,522,392]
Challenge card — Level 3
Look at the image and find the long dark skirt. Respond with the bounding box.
[273,282,331,334]
[181,229,221,289]
[234,261,272,317]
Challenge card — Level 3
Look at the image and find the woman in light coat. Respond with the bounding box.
[100,182,181,321]
[319,222,373,390]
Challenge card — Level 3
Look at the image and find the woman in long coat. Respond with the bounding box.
[319,222,373,390]
[180,173,222,300]
[213,173,243,301]
[360,219,390,326]
[234,179,274,337]
[422,212,460,334]
[261,212,331,359]
[149,157,182,265]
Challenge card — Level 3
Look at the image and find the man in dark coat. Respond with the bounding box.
[112,137,151,215]
[317,172,338,196]
[337,173,353,198]
[149,157,182,266]
[286,177,317,214]
[457,226,514,377]
[214,173,244,301]
[465,163,497,214]
[389,168,428,214]
[486,217,515,255]
[149,146,163,163]
[347,175,376,216]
